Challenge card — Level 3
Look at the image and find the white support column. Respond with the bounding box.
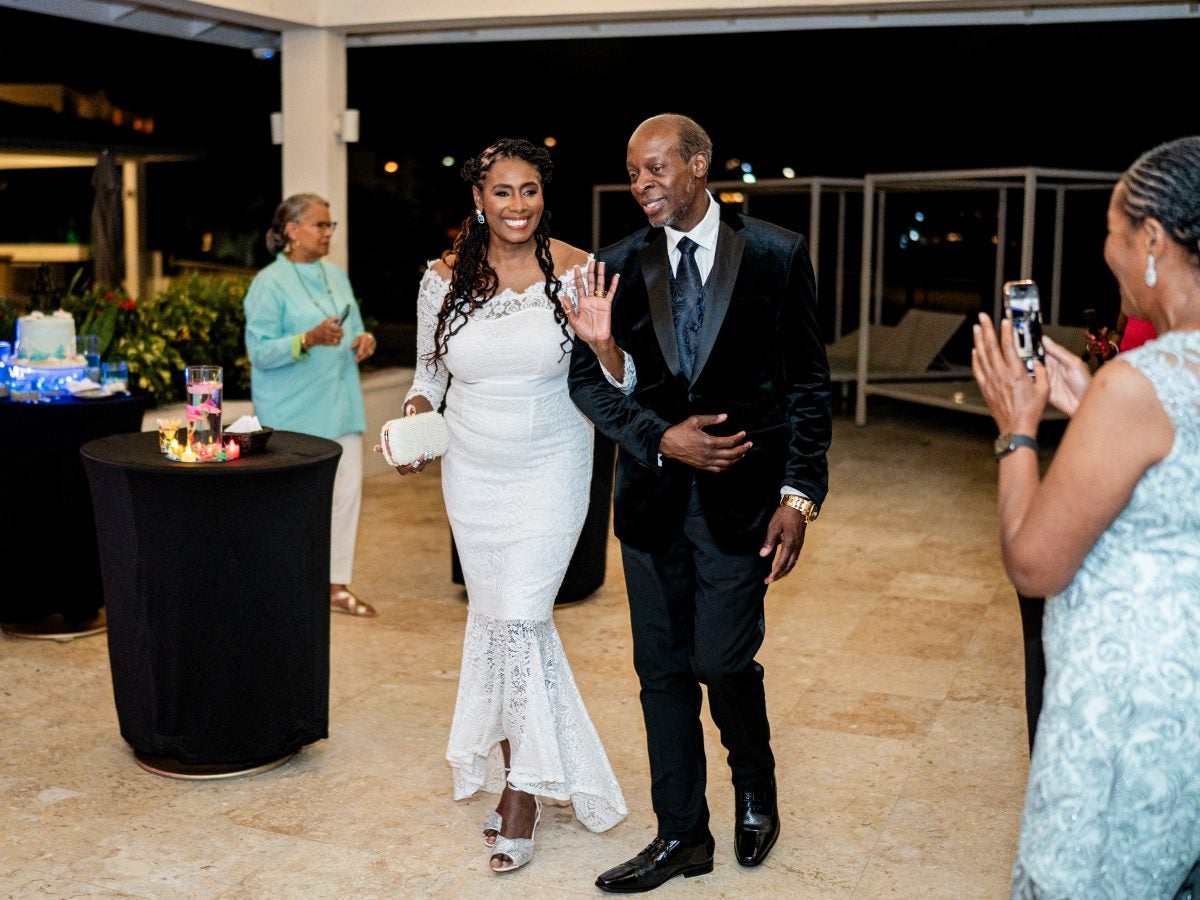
[871,191,886,325]
[280,28,350,271]
[993,188,1008,322]
[834,190,847,339]
[855,176,875,426]
[122,159,146,301]
[808,180,822,283]
[1020,169,1037,279]
[1050,186,1066,326]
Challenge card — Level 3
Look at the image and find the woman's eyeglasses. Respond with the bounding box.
[298,220,337,233]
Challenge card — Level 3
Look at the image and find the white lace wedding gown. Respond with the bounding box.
[406,263,627,833]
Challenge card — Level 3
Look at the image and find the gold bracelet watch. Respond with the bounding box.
[780,494,819,524]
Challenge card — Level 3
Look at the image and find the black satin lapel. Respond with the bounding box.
[691,222,743,383]
[641,240,681,378]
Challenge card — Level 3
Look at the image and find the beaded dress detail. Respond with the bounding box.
[1012,331,1200,898]
[406,263,627,833]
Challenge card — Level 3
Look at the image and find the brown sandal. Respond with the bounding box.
[330,589,377,618]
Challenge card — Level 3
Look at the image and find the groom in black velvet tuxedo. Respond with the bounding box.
[566,113,832,892]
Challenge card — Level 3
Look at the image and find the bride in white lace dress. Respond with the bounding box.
[395,139,626,874]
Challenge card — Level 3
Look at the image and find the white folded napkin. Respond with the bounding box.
[66,378,104,394]
[225,414,264,433]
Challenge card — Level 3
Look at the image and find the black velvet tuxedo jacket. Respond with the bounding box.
[569,203,832,554]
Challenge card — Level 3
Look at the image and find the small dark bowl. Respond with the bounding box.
[223,426,273,455]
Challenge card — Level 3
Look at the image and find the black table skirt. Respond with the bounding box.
[81,430,341,765]
[0,393,148,623]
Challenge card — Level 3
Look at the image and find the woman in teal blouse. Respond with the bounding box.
[244,192,378,617]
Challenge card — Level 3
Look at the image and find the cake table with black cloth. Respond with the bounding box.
[80,430,341,779]
[0,392,149,639]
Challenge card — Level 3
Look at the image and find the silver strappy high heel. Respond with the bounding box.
[481,811,502,847]
[489,797,542,873]
[483,769,511,847]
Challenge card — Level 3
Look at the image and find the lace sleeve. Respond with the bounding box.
[602,351,637,395]
[404,264,450,409]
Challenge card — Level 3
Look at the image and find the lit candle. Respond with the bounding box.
[224,439,241,459]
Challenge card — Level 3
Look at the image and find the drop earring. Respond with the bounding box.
[475,209,485,225]
[1145,253,1158,288]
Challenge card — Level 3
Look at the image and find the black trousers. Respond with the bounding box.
[620,485,774,844]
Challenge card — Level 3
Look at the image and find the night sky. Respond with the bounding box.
[2,7,1198,332]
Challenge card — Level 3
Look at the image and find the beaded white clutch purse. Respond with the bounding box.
[379,411,449,467]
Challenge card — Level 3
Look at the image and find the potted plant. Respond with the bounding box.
[62,271,253,407]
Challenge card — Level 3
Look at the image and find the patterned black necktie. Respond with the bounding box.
[671,237,704,380]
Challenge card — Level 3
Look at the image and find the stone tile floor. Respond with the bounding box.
[1,389,1042,898]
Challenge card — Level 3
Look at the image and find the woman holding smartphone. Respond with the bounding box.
[244,192,379,618]
[973,136,1200,898]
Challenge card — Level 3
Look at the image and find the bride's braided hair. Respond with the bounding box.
[427,138,570,368]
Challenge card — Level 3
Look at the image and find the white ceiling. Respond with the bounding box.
[1,0,1196,49]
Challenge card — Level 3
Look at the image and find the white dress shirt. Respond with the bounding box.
[664,191,721,284]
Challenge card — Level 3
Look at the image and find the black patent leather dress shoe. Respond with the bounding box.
[734,780,780,867]
[595,835,715,893]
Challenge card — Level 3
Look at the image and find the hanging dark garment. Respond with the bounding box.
[91,149,123,289]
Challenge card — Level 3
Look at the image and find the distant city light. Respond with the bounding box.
[782,167,796,179]
[717,191,746,203]
[740,162,752,173]
[543,136,557,148]
[441,156,455,168]
[724,158,741,172]
[742,173,757,184]
[383,161,399,174]
[908,228,920,241]
[914,211,925,222]
[946,232,963,243]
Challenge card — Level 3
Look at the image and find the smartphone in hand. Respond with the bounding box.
[337,304,351,325]
[1002,279,1045,376]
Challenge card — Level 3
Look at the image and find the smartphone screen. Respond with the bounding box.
[1002,279,1044,376]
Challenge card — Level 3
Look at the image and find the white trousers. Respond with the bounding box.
[330,433,362,585]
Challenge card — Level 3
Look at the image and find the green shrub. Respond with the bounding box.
[63,271,253,407]
[152,274,253,400]
[0,297,19,347]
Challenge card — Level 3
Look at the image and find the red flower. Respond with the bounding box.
[119,299,137,310]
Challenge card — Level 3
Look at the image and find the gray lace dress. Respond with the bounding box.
[1013,330,1200,898]
[406,264,627,834]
